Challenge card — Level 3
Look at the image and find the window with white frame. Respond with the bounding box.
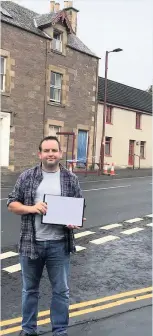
[0,112,10,166]
[50,72,62,103]
[0,56,6,92]
[52,31,63,53]
[49,125,61,140]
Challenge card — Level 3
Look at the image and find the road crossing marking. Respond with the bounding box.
[146,223,153,227]
[76,246,86,252]
[121,227,144,235]
[0,251,18,260]
[1,214,152,273]
[74,231,95,239]
[90,235,120,245]
[2,263,21,273]
[100,224,122,230]
[125,218,143,224]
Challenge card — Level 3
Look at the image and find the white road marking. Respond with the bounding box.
[146,214,153,218]
[3,263,21,273]
[0,251,18,260]
[90,235,120,245]
[146,223,153,227]
[121,227,144,235]
[76,246,86,252]
[79,176,151,184]
[74,231,95,239]
[100,224,122,230]
[83,185,131,192]
[125,218,143,224]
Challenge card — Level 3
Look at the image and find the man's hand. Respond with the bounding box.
[67,218,86,230]
[31,202,47,215]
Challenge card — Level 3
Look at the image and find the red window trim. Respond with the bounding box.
[105,137,112,156]
[136,113,141,129]
[140,141,146,159]
[106,107,112,124]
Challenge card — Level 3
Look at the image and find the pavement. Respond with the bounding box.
[1,167,152,187]
[43,304,152,336]
[1,175,152,336]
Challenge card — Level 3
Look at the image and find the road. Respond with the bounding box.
[1,176,152,247]
[1,175,152,335]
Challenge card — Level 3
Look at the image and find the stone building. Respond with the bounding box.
[1,1,99,175]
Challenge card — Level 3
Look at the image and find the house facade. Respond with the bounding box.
[96,77,152,169]
[1,0,99,175]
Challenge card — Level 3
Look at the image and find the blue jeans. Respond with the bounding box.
[20,240,70,335]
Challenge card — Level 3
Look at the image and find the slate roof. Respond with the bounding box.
[98,77,152,114]
[1,1,98,58]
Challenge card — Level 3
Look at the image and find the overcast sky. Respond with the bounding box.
[10,0,152,90]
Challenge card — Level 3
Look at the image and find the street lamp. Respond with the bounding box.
[99,48,123,173]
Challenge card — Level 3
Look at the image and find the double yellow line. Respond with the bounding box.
[1,287,152,335]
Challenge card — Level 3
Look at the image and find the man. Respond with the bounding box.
[7,136,84,336]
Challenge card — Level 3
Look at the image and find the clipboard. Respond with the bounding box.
[41,194,85,227]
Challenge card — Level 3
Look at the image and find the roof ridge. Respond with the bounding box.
[98,76,149,94]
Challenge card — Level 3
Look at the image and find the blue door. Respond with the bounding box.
[77,130,88,164]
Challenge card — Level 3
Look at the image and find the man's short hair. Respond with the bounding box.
[39,136,61,152]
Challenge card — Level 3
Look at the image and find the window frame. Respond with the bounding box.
[52,30,63,53]
[50,71,62,104]
[136,113,141,130]
[140,141,146,159]
[49,125,61,140]
[0,56,6,92]
[105,136,112,156]
[106,106,112,124]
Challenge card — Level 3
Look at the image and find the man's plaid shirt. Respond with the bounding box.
[7,164,83,259]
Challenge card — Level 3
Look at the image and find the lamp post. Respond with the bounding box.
[99,48,123,174]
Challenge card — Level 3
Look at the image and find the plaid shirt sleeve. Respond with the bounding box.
[7,173,25,207]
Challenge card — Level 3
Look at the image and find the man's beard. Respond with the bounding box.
[43,159,60,170]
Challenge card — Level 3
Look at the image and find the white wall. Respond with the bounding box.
[0,112,10,167]
[96,104,152,168]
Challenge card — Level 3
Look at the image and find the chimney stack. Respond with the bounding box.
[64,1,69,8]
[55,3,60,12]
[64,1,79,34]
[50,0,55,12]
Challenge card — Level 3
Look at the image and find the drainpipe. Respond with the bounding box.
[92,58,99,167]
[43,40,48,137]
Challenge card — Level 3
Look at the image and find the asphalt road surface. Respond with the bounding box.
[1,175,152,335]
[1,176,152,247]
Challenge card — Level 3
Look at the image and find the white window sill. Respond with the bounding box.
[48,101,65,108]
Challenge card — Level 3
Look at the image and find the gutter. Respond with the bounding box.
[98,101,152,115]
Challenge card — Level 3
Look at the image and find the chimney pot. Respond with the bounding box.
[55,3,60,12]
[64,1,69,8]
[50,0,55,12]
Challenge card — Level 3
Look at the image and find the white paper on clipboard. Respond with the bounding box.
[42,194,85,227]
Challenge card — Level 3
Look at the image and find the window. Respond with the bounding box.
[0,112,10,167]
[105,137,112,156]
[106,106,112,124]
[52,31,62,53]
[136,113,141,129]
[0,56,6,92]
[50,72,62,103]
[49,125,61,140]
[140,141,146,159]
